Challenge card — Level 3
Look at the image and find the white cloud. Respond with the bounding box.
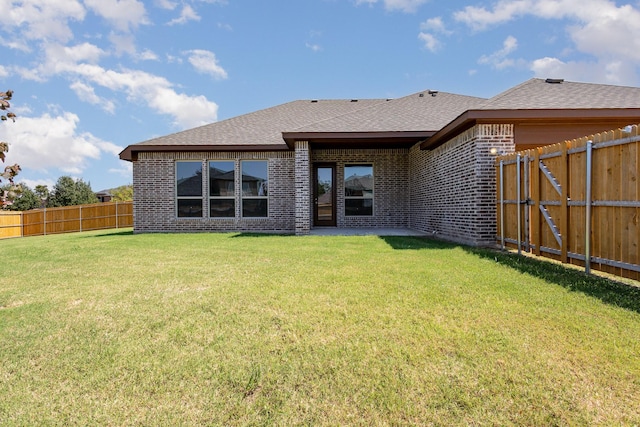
[155,0,178,9]
[0,66,8,78]
[0,0,86,45]
[0,112,122,175]
[420,17,451,34]
[70,81,116,113]
[305,43,322,52]
[355,0,429,13]
[24,44,219,129]
[16,177,56,190]
[84,0,149,32]
[454,0,640,84]
[184,50,228,80]
[478,35,518,69]
[138,49,159,61]
[168,5,201,25]
[530,57,637,85]
[418,32,441,53]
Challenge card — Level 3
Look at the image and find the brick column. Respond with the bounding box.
[294,140,311,235]
[473,124,515,246]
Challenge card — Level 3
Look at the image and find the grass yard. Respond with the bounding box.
[1,229,640,426]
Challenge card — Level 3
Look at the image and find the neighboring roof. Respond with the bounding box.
[421,78,640,150]
[119,99,386,161]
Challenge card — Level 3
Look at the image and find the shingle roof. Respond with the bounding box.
[130,99,387,149]
[290,90,487,133]
[120,78,640,161]
[480,78,640,110]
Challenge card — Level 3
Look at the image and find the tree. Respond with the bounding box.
[34,185,49,207]
[0,90,19,207]
[48,176,98,207]
[2,184,40,211]
[110,184,133,202]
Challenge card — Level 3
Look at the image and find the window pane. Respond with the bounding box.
[345,199,373,216]
[177,199,203,217]
[242,161,268,197]
[344,165,373,197]
[176,162,202,197]
[210,199,235,217]
[242,199,268,217]
[209,161,235,197]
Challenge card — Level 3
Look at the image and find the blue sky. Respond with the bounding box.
[1,0,640,192]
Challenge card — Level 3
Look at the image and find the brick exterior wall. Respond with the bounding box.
[408,124,515,246]
[133,151,296,233]
[312,149,409,228]
[132,126,514,247]
[294,141,311,235]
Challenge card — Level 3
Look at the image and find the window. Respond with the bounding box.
[176,161,203,217]
[209,161,235,217]
[241,160,268,217]
[344,164,373,216]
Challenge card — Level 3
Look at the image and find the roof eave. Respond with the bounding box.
[282,131,435,149]
[119,144,290,162]
[420,108,640,150]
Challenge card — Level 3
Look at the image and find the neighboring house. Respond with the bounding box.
[119,78,640,246]
[95,191,112,203]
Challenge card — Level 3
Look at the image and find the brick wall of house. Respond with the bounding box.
[312,148,409,228]
[408,124,515,246]
[294,141,311,235]
[133,151,296,233]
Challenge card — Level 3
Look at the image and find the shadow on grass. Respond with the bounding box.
[379,236,459,251]
[230,232,293,238]
[465,246,640,314]
[81,230,134,238]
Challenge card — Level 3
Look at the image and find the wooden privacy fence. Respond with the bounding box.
[497,124,640,280]
[0,201,133,239]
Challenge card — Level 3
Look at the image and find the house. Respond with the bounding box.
[119,78,640,246]
[95,190,113,203]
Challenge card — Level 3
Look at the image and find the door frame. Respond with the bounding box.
[313,163,337,227]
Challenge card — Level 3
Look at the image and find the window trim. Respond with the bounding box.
[344,163,374,217]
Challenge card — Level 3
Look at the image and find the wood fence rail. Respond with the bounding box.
[0,201,133,239]
[496,124,639,280]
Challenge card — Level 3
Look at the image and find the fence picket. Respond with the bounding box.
[496,124,640,280]
[0,201,133,239]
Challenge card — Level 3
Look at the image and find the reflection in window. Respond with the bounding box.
[241,161,268,217]
[344,164,373,216]
[209,161,235,217]
[176,161,203,217]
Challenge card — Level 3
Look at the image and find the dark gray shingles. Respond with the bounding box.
[481,78,640,110]
[291,90,487,132]
[133,99,387,148]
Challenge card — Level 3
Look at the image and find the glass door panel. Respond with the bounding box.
[314,164,336,226]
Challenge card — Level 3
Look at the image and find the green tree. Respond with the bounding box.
[34,185,49,207]
[0,90,19,207]
[2,184,40,211]
[48,176,98,207]
[110,184,133,202]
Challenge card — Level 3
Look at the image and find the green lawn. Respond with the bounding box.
[1,229,639,426]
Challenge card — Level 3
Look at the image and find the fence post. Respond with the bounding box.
[585,140,593,274]
[516,154,522,255]
[115,201,119,229]
[43,207,46,236]
[79,205,83,232]
[499,159,505,250]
